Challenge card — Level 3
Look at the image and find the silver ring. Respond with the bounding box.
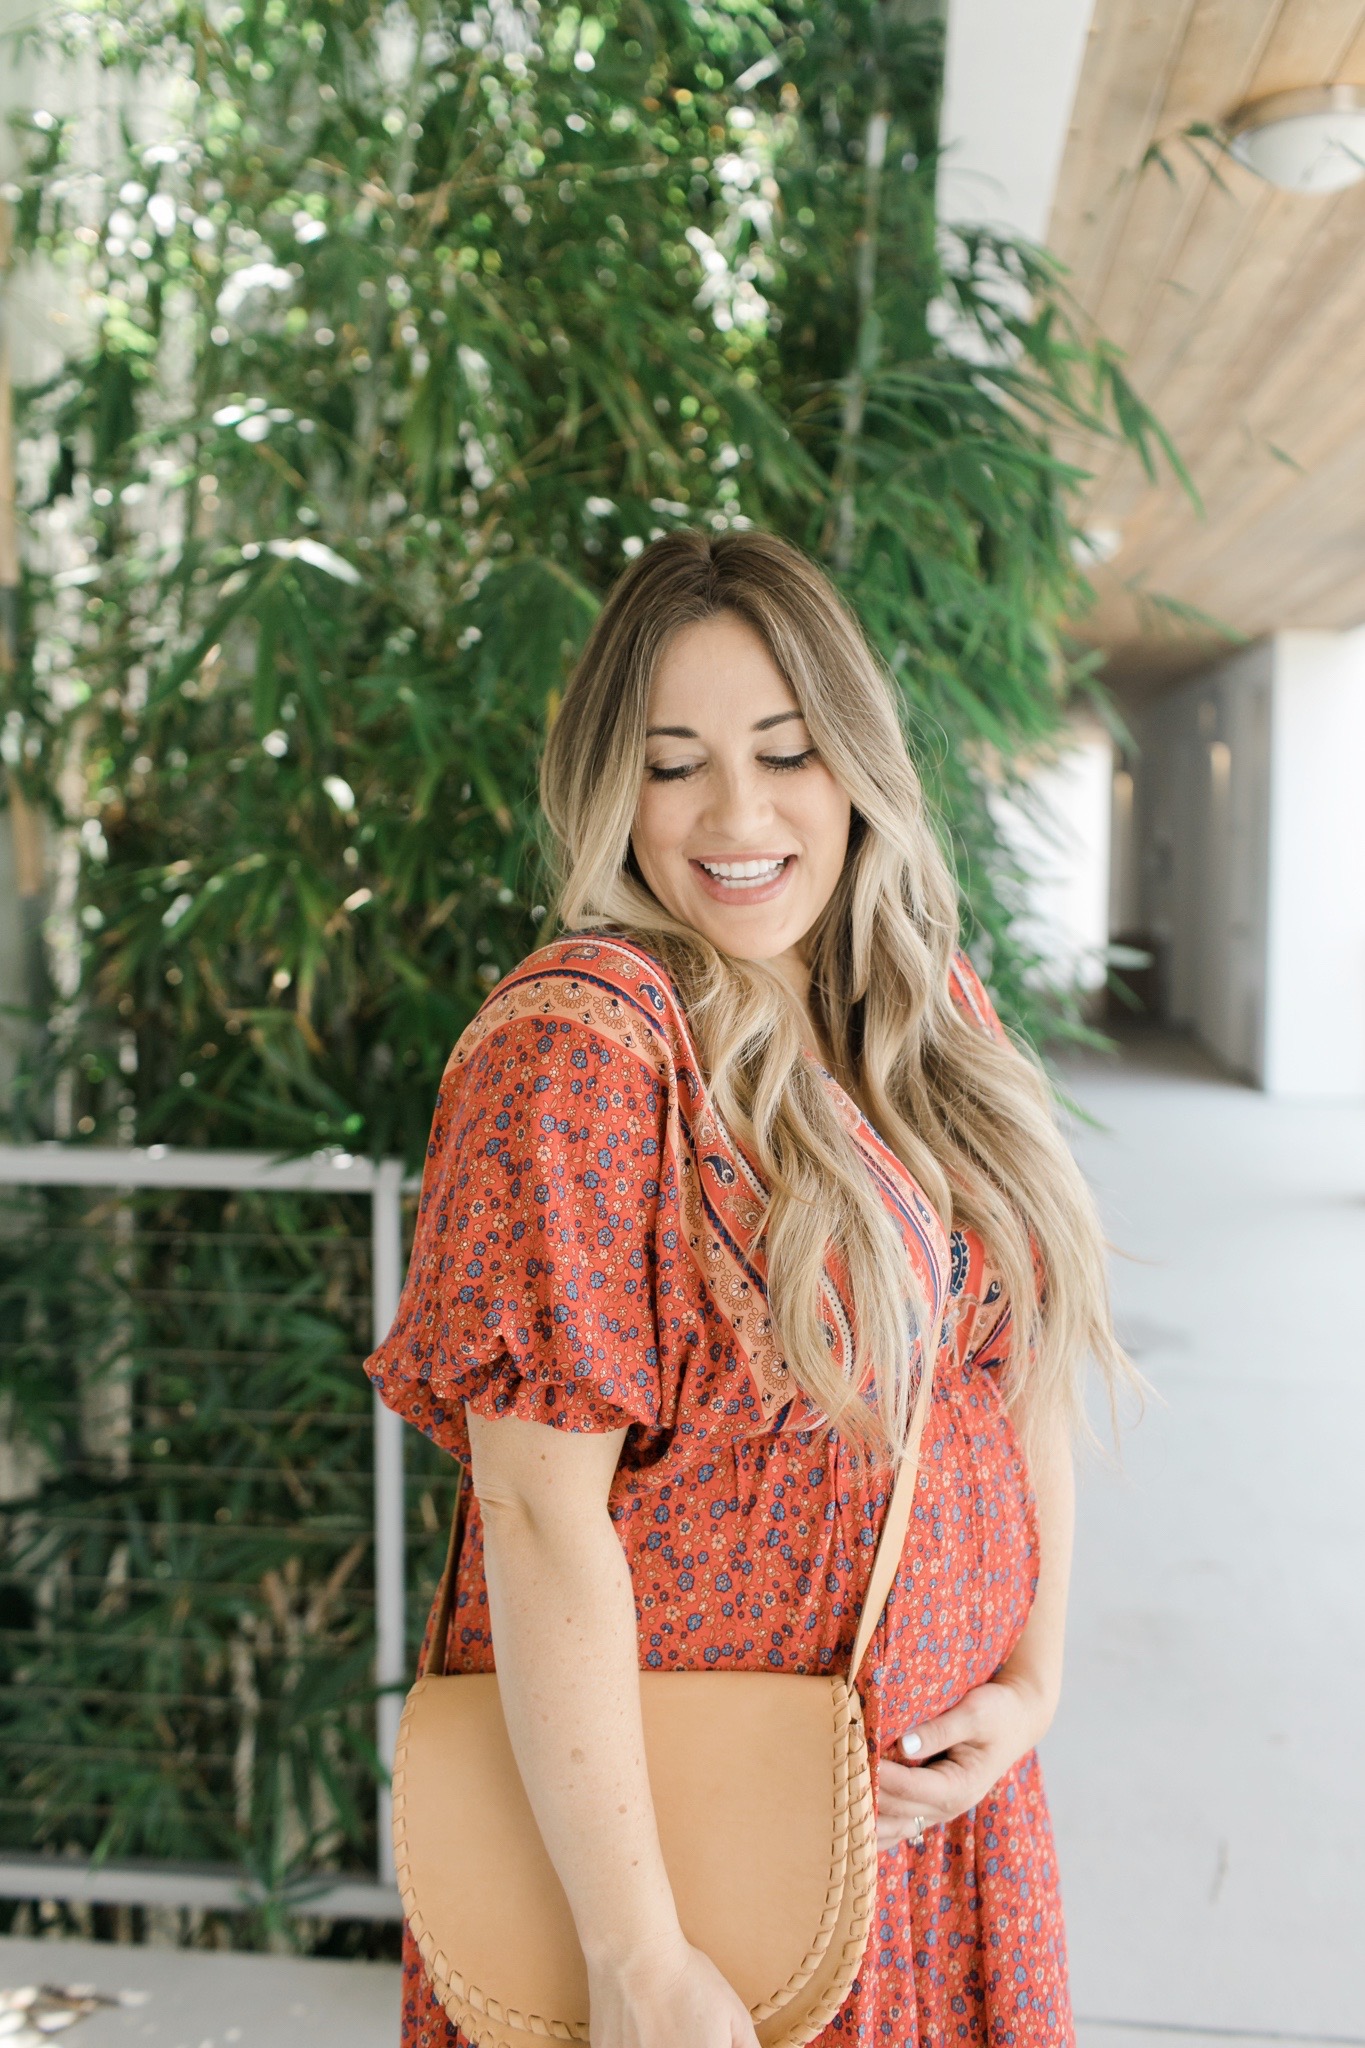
[908,1814,926,1845]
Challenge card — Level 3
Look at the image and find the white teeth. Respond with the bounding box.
[695,851,789,884]
[698,857,788,883]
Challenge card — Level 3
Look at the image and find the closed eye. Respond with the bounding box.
[644,746,818,784]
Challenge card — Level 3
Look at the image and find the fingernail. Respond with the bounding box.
[900,1731,922,1756]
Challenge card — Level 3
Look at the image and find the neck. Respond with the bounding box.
[769,942,810,1010]
[769,945,834,1068]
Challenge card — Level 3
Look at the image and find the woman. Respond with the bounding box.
[365,529,1126,2048]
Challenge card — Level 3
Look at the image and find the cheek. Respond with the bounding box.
[631,786,661,867]
[631,783,688,875]
[794,771,852,876]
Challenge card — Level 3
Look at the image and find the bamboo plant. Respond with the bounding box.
[0,0,1181,1940]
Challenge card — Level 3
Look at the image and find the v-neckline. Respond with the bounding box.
[810,1056,887,1155]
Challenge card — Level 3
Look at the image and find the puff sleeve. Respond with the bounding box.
[947,946,1010,1045]
[363,1007,671,1465]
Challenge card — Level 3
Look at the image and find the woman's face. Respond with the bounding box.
[630,611,853,971]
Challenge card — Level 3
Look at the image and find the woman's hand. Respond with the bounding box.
[880,1402,1077,1854]
[587,1938,760,2048]
[877,1672,1053,1852]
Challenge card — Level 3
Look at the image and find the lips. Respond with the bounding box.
[688,854,796,905]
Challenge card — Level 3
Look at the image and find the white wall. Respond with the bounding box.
[936,0,1118,1010]
[938,0,1096,240]
[993,711,1114,998]
[1131,634,1365,1098]
[1262,631,1365,1097]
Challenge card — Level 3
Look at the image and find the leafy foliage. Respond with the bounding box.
[1,0,1182,1153]
[0,0,1180,1927]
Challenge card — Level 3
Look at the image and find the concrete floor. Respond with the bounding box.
[4,1029,1361,2044]
[1051,1029,1365,2045]
[0,1934,398,2047]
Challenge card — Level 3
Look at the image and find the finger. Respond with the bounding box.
[878,1758,930,1801]
[896,1695,980,1762]
[879,1754,974,1824]
[876,1802,943,1851]
[877,1814,922,1851]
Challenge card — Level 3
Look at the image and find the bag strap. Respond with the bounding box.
[421,1463,469,1681]
[420,1353,933,1687]
[846,1346,935,1688]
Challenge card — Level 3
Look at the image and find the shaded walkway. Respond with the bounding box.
[0,1932,397,2045]
[1050,1030,1365,2044]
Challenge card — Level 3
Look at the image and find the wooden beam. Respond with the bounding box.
[1049,0,1199,313]
[1112,188,1365,584]
[1049,0,1365,661]
[1242,0,1365,99]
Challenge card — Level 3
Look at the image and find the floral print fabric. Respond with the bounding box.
[364,933,1072,2046]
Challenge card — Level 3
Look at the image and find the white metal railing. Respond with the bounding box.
[0,1141,421,1921]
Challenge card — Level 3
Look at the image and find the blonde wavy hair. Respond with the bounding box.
[539,528,1127,1460]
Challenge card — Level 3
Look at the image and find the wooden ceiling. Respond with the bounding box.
[1048,0,1365,691]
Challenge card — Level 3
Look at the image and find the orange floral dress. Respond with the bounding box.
[364,933,1072,2046]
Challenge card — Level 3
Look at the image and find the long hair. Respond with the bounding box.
[539,528,1127,1458]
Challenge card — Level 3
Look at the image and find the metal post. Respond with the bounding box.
[371,1156,407,1889]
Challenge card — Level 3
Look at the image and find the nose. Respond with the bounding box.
[698,758,776,842]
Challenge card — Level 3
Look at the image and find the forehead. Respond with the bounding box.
[648,611,800,719]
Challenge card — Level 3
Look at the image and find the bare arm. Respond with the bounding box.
[466,1405,759,2048]
[997,1397,1075,1719]
[877,1398,1074,1844]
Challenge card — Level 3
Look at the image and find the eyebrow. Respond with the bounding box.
[644,710,805,739]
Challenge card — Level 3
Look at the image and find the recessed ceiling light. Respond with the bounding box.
[1227,85,1365,193]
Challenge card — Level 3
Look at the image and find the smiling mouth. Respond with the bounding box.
[690,855,794,893]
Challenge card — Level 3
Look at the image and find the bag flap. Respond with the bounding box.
[394,1669,866,2040]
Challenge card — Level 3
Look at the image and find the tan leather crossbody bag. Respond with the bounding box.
[391,1355,931,2048]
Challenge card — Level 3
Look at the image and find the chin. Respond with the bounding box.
[690,914,802,963]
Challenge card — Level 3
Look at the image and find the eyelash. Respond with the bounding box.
[646,748,817,784]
